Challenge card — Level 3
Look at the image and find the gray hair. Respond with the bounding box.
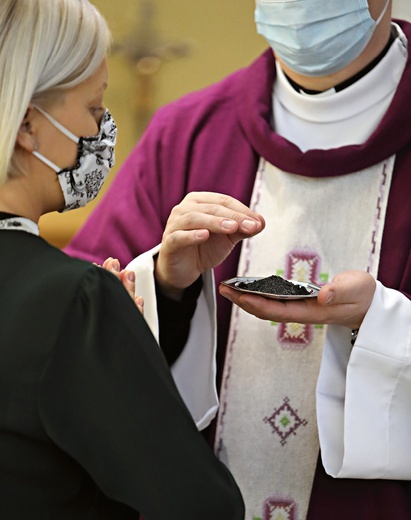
[0,0,111,183]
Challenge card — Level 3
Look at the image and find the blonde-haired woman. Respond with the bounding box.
[0,1,244,518]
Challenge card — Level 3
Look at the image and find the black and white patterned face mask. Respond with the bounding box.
[32,105,117,212]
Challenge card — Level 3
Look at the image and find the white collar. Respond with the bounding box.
[0,216,39,235]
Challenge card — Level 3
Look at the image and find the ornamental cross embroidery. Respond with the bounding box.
[263,397,307,446]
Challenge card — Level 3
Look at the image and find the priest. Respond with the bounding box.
[66,1,411,518]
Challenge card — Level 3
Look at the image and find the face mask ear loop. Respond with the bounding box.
[375,0,390,26]
[32,104,79,144]
[32,150,61,173]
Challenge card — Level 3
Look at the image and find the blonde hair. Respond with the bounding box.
[0,0,111,184]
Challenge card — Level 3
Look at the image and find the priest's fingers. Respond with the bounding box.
[176,192,262,220]
[170,212,263,240]
[160,228,212,253]
[316,270,376,329]
[165,192,265,240]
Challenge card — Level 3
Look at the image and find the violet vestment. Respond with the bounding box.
[66,19,411,518]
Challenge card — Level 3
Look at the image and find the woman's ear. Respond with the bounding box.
[16,103,38,152]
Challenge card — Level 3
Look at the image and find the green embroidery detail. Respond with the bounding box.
[270,321,277,326]
[314,323,324,329]
[319,272,329,283]
[276,269,284,277]
[280,414,290,427]
[253,517,262,520]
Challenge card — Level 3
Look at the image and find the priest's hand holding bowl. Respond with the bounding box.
[219,269,376,332]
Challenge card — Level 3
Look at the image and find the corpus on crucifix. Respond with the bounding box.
[113,0,191,134]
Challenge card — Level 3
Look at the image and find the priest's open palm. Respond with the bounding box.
[219,269,376,331]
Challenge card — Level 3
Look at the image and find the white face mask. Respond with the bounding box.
[255,0,391,77]
[32,105,117,212]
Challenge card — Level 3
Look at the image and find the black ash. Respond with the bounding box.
[238,275,310,296]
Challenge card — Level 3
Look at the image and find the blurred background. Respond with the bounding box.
[39,0,411,249]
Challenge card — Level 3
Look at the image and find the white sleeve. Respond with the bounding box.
[126,247,218,431]
[316,280,411,479]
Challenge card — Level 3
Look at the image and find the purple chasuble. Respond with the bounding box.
[66,19,411,519]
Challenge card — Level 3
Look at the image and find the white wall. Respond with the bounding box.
[393,0,411,19]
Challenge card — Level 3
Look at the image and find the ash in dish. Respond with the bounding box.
[238,275,310,296]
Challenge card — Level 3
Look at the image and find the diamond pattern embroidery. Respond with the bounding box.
[263,397,307,445]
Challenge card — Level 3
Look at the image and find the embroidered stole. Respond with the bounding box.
[215,156,394,520]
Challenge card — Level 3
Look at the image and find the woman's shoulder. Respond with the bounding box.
[23,236,118,301]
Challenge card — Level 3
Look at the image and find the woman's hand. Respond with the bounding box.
[97,257,144,315]
[155,192,265,299]
[219,270,376,331]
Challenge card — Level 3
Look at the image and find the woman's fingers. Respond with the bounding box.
[134,295,144,316]
[97,258,144,314]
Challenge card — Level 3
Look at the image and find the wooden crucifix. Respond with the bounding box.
[112,0,191,134]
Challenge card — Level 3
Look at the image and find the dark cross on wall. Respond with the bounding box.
[112,0,191,134]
